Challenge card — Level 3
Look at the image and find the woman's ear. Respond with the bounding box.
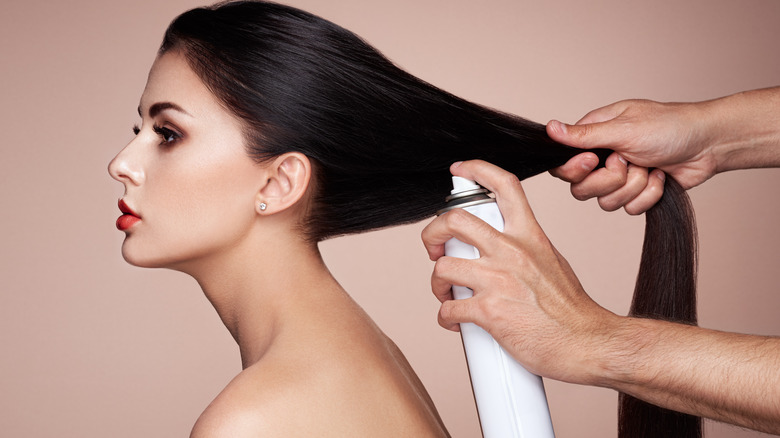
[255,152,312,215]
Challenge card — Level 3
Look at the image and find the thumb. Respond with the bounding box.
[547,119,616,150]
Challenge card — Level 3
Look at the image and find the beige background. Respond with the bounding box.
[1,0,779,436]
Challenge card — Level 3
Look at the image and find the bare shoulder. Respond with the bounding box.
[189,347,448,437]
[189,360,314,438]
[189,357,369,437]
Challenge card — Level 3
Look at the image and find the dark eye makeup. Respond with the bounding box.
[131,123,182,145]
[152,125,182,145]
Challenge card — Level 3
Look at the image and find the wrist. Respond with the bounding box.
[588,316,660,391]
[701,88,780,173]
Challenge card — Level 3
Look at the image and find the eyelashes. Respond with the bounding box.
[153,125,181,145]
[132,124,182,146]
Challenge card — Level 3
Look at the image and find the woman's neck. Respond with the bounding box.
[184,231,342,369]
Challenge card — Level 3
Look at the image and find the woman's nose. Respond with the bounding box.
[108,139,145,186]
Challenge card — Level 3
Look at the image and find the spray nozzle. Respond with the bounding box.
[450,176,481,195]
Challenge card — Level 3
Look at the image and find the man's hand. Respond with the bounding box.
[421,159,620,384]
[547,99,719,214]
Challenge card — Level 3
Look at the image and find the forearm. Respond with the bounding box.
[701,86,780,173]
[597,316,780,433]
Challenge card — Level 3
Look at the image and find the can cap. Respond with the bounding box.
[451,176,480,195]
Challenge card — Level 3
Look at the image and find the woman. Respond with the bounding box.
[109,35,449,438]
[109,1,698,436]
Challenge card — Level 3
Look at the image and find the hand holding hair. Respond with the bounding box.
[546,86,780,214]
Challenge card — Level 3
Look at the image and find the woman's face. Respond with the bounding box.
[109,51,265,270]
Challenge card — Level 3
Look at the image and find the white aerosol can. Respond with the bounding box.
[440,176,555,438]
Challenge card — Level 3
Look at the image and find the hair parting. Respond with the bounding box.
[159,2,700,436]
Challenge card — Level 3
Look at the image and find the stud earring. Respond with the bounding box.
[259,202,267,211]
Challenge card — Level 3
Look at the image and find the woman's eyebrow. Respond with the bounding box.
[137,102,193,118]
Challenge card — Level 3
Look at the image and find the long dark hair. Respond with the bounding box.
[160,1,700,436]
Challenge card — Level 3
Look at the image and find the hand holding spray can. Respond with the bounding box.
[439,176,555,438]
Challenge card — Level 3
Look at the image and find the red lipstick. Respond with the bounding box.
[116,199,141,231]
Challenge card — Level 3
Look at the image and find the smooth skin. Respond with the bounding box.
[422,87,780,434]
[110,51,449,438]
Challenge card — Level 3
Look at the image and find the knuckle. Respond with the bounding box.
[624,204,645,216]
[570,184,592,201]
[442,208,472,230]
[493,271,521,295]
[612,169,628,186]
[597,197,621,212]
[570,123,593,142]
[477,293,503,321]
[648,178,666,196]
[420,223,433,241]
[622,99,651,115]
[626,168,649,190]
[479,264,508,287]
[430,272,446,290]
[496,172,523,193]
[438,305,454,326]
[431,257,453,278]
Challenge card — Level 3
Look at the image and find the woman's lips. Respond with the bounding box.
[116,199,141,231]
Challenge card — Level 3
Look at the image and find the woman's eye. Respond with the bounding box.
[152,125,181,145]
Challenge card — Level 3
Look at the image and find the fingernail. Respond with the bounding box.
[554,120,568,134]
[582,156,598,170]
[656,170,666,181]
[618,155,628,166]
[452,161,463,168]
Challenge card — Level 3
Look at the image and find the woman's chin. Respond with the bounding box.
[121,252,162,269]
[120,246,199,274]
[121,246,173,269]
